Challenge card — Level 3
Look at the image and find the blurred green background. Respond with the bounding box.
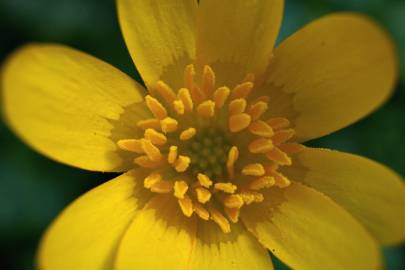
[0,0,404,269]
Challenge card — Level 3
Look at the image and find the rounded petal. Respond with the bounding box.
[2,44,149,172]
[190,222,273,270]
[261,13,398,141]
[241,182,381,270]
[115,195,197,270]
[117,0,197,89]
[196,0,284,87]
[282,147,405,245]
[38,170,151,270]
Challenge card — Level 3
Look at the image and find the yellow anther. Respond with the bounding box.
[190,86,207,105]
[150,180,174,194]
[145,95,167,120]
[155,80,176,104]
[117,139,143,153]
[173,99,185,115]
[266,147,292,165]
[253,95,270,104]
[223,194,244,209]
[134,155,163,168]
[208,206,231,233]
[214,182,237,194]
[230,82,254,99]
[137,118,161,130]
[167,145,178,164]
[197,173,213,188]
[178,195,194,217]
[144,128,167,145]
[267,117,290,130]
[229,113,251,132]
[278,143,305,154]
[248,176,275,190]
[226,146,239,179]
[180,127,196,141]
[195,187,212,204]
[249,120,274,137]
[178,88,193,112]
[228,98,247,115]
[248,101,268,121]
[160,117,178,133]
[141,139,162,162]
[240,191,264,205]
[174,180,189,199]
[248,138,274,154]
[197,100,215,118]
[267,170,291,188]
[194,202,210,220]
[213,86,230,109]
[224,207,240,223]
[272,129,295,145]
[144,173,162,189]
[174,155,191,172]
[201,65,216,96]
[184,64,196,92]
[242,163,265,176]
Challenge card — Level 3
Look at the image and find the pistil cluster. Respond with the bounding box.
[117,64,303,233]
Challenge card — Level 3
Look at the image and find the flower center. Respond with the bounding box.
[117,64,303,233]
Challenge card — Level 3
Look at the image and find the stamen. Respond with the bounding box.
[224,207,240,223]
[184,64,195,91]
[177,88,194,112]
[266,147,292,165]
[278,143,305,154]
[213,86,230,109]
[144,173,162,189]
[195,187,212,204]
[174,180,189,199]
[248,138,274,154]
[173,99,185,115]
[144,128,167,145]
[141,139,162,162]
[145,95,167,120]
[167,145,178,164]
[180,127,197,141]
[134,155,163,168]
[194,202,210,220]
[248,176,275,190]
[240,191,264,205]
[214,182,237,194]
[117,139,143,153]
[242,163,265,176]
[272,129,295,145]
[253,95,270,104]
[201,65,215,96]
[267,117,290,130]
[228,98,247,115]
[230,82,254,99]
[160,117,178,133]
[229,113,251,132]
[248,101,268,121]
[223,194,244,209]
[226,146,239,178]
[178,195,194,217]
[249,120,274,137]
[197,173,213,188]
[155,80,176,104]
[137,118,161,130]
[267,170,291,188]
[150,180,174,193]
[174,155,191,172]
[197,100,215,118]
[208,206,231,233]
[243,73,255,83]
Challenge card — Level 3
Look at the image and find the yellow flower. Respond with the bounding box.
[2,0,405,269]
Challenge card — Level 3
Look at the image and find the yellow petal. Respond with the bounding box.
[2,44,148,172]
[117,0,197,89]
[115,195,196,270]
[261,13,398,141]
[241,182,381,270]
[38,170,150,270]
[196,0,283,86]
[189,222,274,270]
[283,147,405,245]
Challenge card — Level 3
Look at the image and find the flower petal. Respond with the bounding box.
[115,195,197,270]
[241,182,381,270]
[283,147,405,245]
[261,13,398,141]
[38,170,150,270]
[196,0,284,86]
[117,0,197,89]
[189,221,274,270]
[2,44,149,172]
